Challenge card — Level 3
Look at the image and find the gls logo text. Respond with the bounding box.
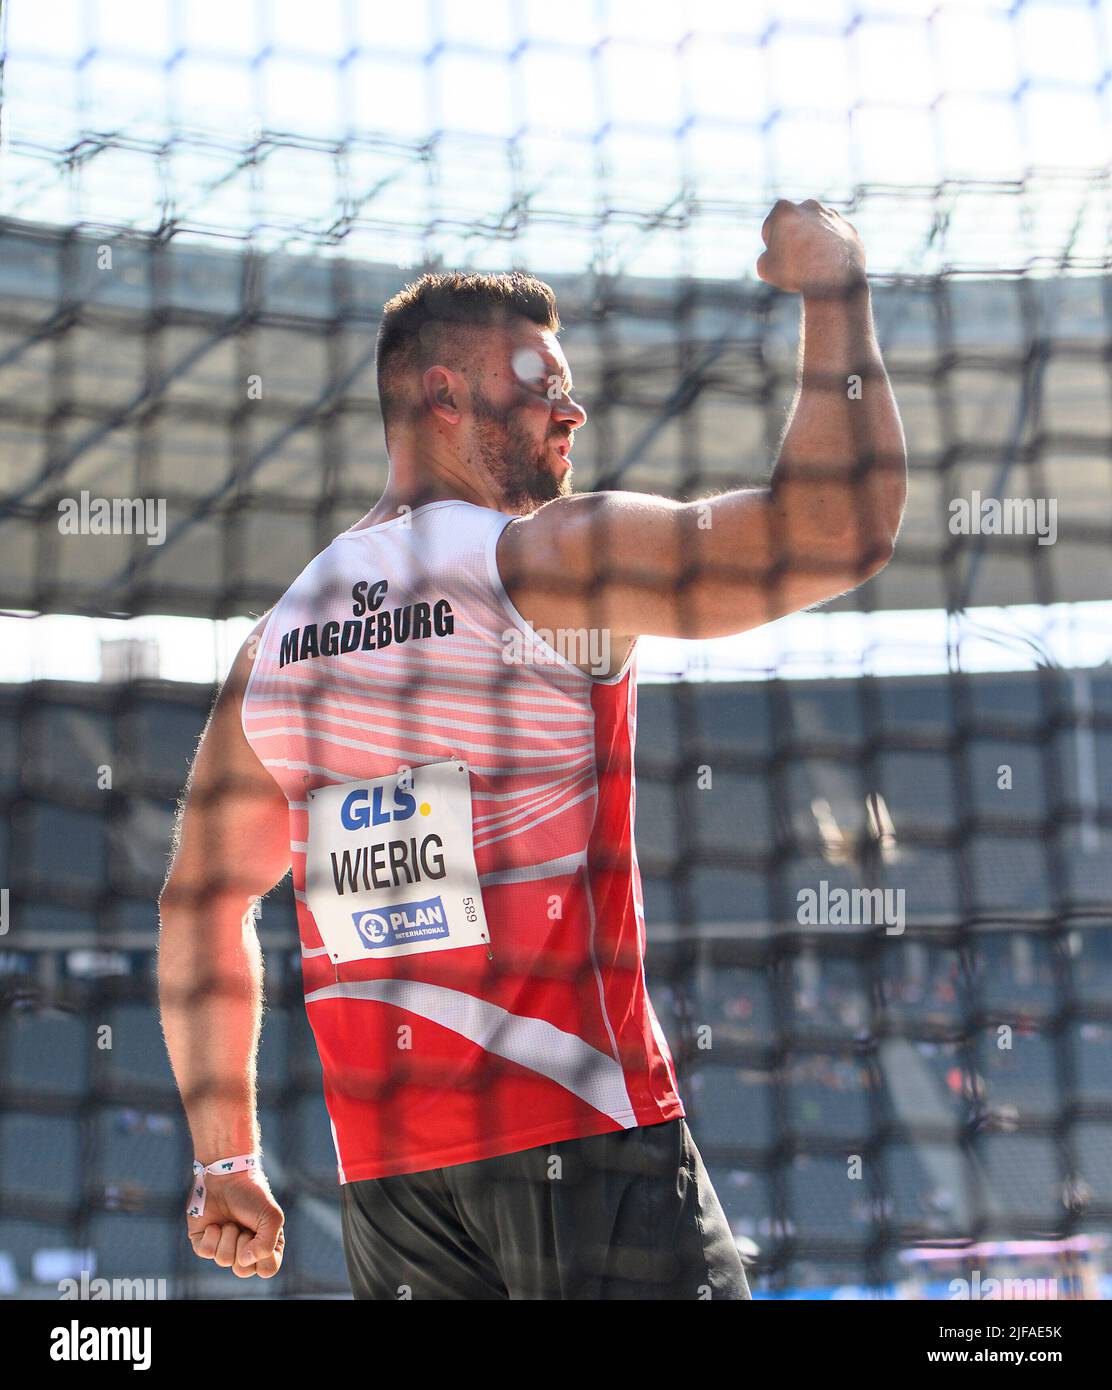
[341,785,420,829]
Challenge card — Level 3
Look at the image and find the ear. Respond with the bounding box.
[422,365,463,425]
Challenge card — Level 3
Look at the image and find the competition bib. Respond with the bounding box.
[305,760,490,964]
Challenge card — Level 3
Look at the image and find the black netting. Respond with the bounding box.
[1,0,1111,1301]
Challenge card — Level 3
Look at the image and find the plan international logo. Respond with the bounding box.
[353,896,450,950]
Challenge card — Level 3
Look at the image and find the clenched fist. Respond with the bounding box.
[756,199,867,297]
[187,1168,286,1279]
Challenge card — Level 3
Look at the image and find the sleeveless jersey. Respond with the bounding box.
[242,499,683,1182]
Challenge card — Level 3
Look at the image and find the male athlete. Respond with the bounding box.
[159,198,906,1299]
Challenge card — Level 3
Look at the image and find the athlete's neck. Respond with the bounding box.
[354,480,500,531]
[354,437,519,530]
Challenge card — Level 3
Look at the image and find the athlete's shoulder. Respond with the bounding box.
[266,500,513,625]
[498,490,676,586]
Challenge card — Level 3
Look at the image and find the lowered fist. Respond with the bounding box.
[756,198,867,297]
[187,1167,286,1279]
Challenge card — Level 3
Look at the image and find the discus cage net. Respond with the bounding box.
[0,0,1111,1299]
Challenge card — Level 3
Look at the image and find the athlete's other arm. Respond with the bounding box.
[158,621,291,1279]
[498,199,907,648]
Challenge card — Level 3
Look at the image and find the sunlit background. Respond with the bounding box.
[2,0,1111,680]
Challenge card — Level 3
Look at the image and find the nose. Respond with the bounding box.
[552,391,587,430]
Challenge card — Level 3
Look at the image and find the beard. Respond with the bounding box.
[471,390,571,514]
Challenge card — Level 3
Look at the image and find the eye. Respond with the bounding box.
[511,347,547,385]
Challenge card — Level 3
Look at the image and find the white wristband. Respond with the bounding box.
[187,1153,259,1219]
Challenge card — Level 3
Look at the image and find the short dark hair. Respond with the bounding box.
[375,270,561,437]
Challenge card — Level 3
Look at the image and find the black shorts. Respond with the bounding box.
[339,1118,750,1300]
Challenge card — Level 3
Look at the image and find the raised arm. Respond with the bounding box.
[497,199,907,650]
[158,621,291,1278]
